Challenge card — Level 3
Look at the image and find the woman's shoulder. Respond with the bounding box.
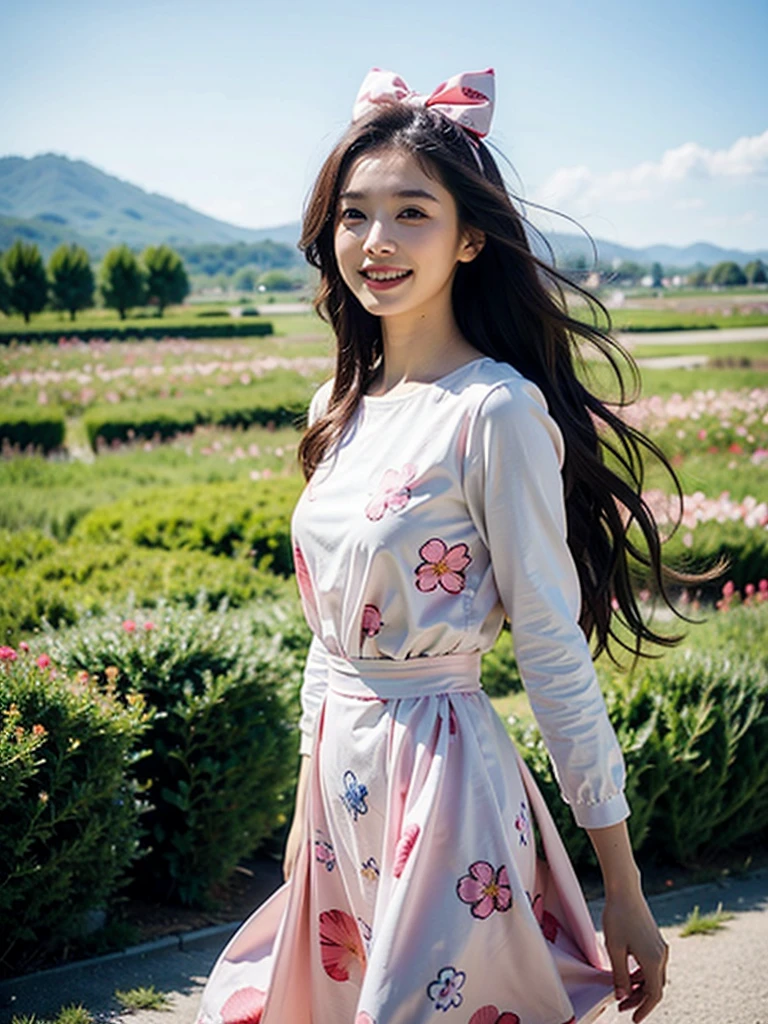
[458,357,550,416]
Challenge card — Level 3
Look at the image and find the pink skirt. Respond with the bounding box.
[194,651,614,1024]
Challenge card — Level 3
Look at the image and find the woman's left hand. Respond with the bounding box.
[601,888,669,1022]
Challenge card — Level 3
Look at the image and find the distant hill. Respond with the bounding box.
[0,153,297,255]
[1,152,766,269]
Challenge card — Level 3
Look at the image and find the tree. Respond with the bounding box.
[687,269,708,288]
[0,260,10,315]
[651,262,664,288]
[3,240,48,323]
[745,259,767,285]
[233,267,258,293]
[258,269,299,292]
[142,245,189,316]
[48,243,95,321]
[100,245,146,320]
[707,261,747,287]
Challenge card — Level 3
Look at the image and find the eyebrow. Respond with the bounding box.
[338,188,440,202]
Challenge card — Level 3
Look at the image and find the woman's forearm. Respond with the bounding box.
[585,819,642,897]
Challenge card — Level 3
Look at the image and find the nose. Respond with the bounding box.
[362,218,396,256]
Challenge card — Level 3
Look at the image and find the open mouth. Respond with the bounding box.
[360,269,413,288]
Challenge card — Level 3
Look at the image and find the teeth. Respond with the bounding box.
[364,270,411,281]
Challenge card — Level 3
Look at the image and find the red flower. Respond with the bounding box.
[36,654,51,669]
[122,619,136,633]
[414,538,471,594]
[468,1007,520,1024]
[319,909,366,982]
[0,646,18,661]
[19,641,30,653]
[143,621,155,631]
[219,986,266,1024]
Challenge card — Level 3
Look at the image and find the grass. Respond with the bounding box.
[10,1006,94,1024]
[679,901,736,937]
[114,985,172,1011]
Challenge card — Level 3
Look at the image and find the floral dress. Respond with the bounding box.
[194,355,630,1024]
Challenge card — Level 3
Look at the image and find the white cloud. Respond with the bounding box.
[532,128,768,209]
[673,197,705,210]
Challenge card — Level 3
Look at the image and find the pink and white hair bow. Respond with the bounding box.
[352,67,495,170]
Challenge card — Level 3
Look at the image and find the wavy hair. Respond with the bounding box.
[296,103,712,662]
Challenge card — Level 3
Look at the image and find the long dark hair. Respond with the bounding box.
[297,103,710,662]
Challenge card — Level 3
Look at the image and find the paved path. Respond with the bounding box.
[1,869,766,1024]
[618,325,768,346]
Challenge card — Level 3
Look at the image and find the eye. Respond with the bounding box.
[400,207,427,219]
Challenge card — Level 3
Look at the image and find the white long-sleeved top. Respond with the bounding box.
[290,356,629,829]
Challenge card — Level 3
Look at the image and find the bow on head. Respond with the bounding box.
[352,67,495,140]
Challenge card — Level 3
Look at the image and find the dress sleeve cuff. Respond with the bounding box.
[571,790,631,830]
[299,731,314,757]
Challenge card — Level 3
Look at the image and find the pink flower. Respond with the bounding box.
[530,893,562,942]
[456,861,512,919]
[19,641,29,653]
[759,579,768,594]
[143,621,155,631]
[722,581,735,598]
[414,538,471,594]
[122,619,136,633]
[36,654,51,669]
[219,986,266,1024]
[697,429,707,441]
[319,909,366,982]
[0,646,17,661]
[393,823,420,878]
[365,463,417,520]
[468,1008,520,1024]
[361,604,383,639]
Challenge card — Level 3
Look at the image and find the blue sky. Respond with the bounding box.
[2,0,766,251]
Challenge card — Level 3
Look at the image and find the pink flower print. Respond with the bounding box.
[319,909,367,982]
[469,1008,521,1024]
[414,538,472,594]
[356,1014,376,1024]
[314,830,336,872]
[365,463,417,520]
[514,801,529,846]
[530,893,561,943]
[220,986,266,1024]
[426,965,466,1011]
[456,861,513,919]
[361,604,383,639]
[293,542,312,602]
[392,823,420,878]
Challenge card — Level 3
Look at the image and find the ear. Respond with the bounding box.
[458,225,485,263]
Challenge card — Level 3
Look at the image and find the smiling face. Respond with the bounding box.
[333,146,483,322]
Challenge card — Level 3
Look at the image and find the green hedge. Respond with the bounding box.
[0,321,274,345]
[511,605,768,868]
[39,598,308,906]
[0,651,148,976]
[83,373,314,448]
[71,477,303,574]
[663,519,768,597]
[0,528,297,646]
[0,407,66,454]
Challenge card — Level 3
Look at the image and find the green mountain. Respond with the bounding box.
[0,153,296,256]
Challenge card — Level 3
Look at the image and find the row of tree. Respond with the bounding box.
[0,242,190,323]
[560,255,767,287]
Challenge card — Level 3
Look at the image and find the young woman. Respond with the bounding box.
[195,67,678,1024]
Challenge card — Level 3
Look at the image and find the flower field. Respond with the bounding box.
[1,305,767,973]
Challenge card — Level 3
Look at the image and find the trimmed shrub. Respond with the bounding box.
[39,597,307,906]
[0,648,148,976]
[71,477,303,574]
[664,519,768,598]
[509,613,768,869]
[0,321,274,345]
[480,626,522,697]
[0,407,66,454]
[82,373,313,449]
[0,528,296,646]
